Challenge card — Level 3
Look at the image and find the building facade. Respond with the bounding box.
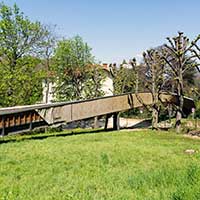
[42,64,114,103]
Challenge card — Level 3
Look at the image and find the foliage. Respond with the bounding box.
[112,61,136,95]
[185,70,200,103]
[53,35,103,101]
[1,130,200,199]
[0,56,43,106]
[195,101,200,118]
[83,64,106,98]
[0,3,49,106]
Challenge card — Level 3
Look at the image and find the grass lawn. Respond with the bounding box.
[1,129,200,200]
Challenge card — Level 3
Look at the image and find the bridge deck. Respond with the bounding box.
[0,92,195,136]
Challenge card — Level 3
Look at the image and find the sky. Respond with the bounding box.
[2,0,200,63]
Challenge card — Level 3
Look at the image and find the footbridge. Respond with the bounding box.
[0,92,195,136]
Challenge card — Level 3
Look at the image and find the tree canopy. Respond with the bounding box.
[53,35,104,101]
[0,3,50,106]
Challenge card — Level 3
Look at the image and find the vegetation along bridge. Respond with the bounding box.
[0,92,195,136]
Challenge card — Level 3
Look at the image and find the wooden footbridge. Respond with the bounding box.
[0,92,195,136]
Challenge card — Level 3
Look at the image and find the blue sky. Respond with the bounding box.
[2,0,200,63]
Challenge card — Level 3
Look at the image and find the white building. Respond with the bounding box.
[42,64,114,103]
[42,81,56,103]
[101,63,114,96]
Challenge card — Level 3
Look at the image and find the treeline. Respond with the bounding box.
[0,3,105,107]
[0,3,200,133]
[113,34,200,132]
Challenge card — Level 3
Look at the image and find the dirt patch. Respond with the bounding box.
[107,117,151,129]
[120,128,149,132]
[184,134,200,140]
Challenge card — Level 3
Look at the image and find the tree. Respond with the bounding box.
[112,61,136,95]
[53,35,95,101]
[161,32,200,133]
[0,3,49,106]
[40,25,57,103]
[129,60,149,94]
[142,49,166,129]
[83,64,105,99]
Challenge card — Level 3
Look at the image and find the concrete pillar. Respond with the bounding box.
[113,112,120,130]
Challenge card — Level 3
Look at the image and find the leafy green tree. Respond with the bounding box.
[0,56,43,106]
[53,35,95,101]
[83,64,105,99]
[112,61,136,95]
[0,3,48,106]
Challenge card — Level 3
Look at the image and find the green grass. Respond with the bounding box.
[1,130,200,200]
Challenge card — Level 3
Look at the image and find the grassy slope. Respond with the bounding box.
[1,130,200,200]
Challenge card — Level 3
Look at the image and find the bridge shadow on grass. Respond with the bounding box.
[0,128,116,144]
[0,119,152,144]
[123,119,151,129]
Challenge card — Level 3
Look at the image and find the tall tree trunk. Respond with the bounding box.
[168,104,172,123]
[175,95,184,133]
[175,73,184,133]
[135,71,139,93]
[152,93,159,129]
[152,107,158,129]
[151,65,159,129]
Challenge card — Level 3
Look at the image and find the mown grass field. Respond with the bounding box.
[1,129,200,200]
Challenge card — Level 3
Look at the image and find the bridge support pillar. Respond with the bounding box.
[104,115,109,130]
[1,116,5,136]
[113,112,120,130]
[93,116,99,129]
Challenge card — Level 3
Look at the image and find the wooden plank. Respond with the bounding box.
[0,117,2,128]
[1,116,5,136]
[10,116,15,126]
[16,115,21,126]
[5,117,9,128]
[33,112,36,122]
[29,113,33,130]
